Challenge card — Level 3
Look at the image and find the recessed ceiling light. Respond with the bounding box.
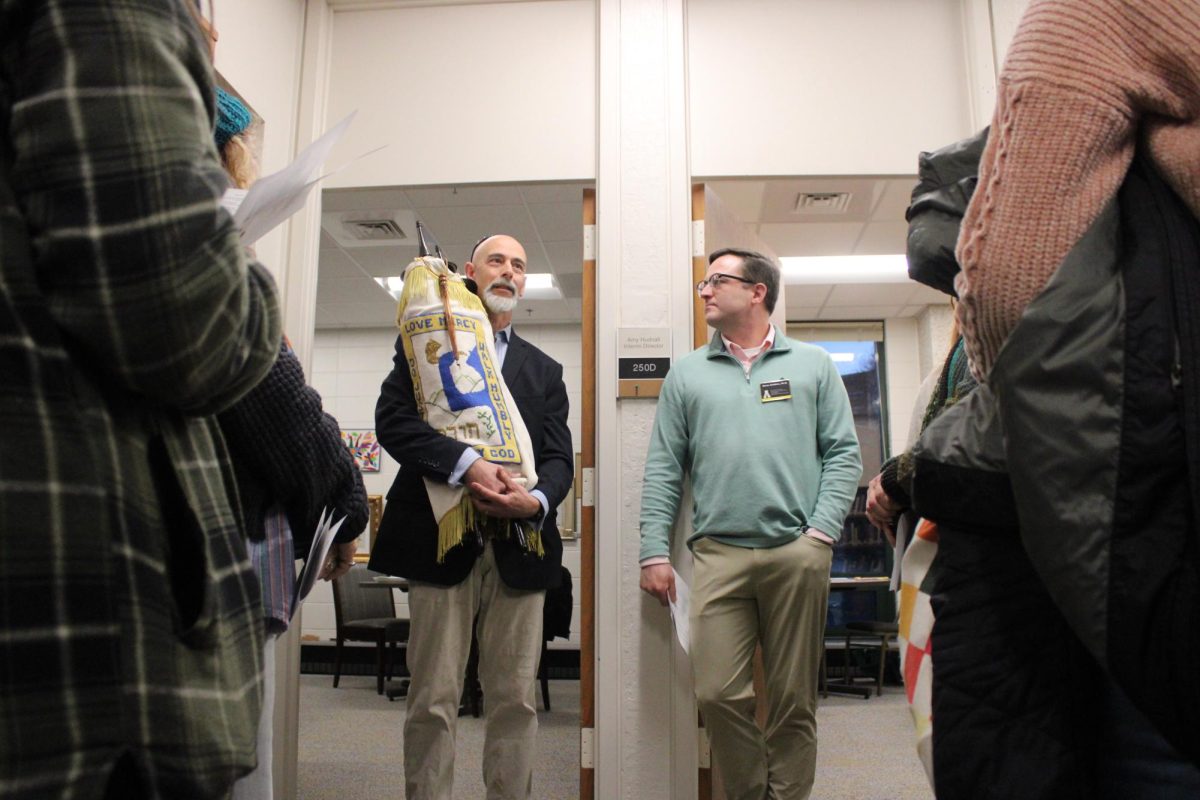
[374,276,404,299]
[523,273,562,300]
[524,273,555,290]
[779,255,909,284]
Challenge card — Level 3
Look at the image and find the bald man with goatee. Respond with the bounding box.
[370,234,573,800]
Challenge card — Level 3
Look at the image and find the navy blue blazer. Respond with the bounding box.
[369,330,573,590]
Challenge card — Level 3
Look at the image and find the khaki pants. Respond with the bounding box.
[691,535,832,800]
[404,542,546,800]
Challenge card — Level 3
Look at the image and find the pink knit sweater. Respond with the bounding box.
[954,0,1200,379]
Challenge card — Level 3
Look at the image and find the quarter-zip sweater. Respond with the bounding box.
[639,328,862,561]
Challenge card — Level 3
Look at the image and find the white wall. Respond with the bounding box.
[214,1,307,287]
[883,318,922,456]
[322,1,596,188]
[688,0,975,177]
[916,303,955,383]
[304,324,585,648]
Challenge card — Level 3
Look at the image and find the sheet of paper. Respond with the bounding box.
[291,507,346,619]
[220,187,248,217]
[232,111,357,245]
[668,568,691,655]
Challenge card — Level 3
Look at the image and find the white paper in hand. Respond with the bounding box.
[220,187,248,217]
[291,507,346,620]
[668,568,691,655]
[232,111,357,245]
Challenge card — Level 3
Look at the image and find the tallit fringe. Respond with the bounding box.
[437,494,478,563]
[435,496,546,563]
[395,257,484,328]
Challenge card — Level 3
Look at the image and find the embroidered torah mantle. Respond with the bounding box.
[396,257,540,562]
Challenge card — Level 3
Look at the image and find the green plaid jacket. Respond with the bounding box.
[0,1,282,797]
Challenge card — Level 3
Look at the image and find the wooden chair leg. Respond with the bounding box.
[333,637,344,688]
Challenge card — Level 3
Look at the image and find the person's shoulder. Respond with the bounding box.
[666,346,714,382]
[677,345,712,366]
[780,337,828,359]
[773,336,839,373]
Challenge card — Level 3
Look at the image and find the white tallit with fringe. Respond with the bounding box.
[396,256,540,562]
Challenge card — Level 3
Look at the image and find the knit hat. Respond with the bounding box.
[215,87,252,149]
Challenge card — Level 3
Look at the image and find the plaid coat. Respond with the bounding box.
[0,1,281,797]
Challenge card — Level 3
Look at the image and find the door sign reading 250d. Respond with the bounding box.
[618,358,671,379]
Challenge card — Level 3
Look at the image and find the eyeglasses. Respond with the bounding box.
[695,272,757,294]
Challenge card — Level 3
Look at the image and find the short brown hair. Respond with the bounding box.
[708,248,780,313]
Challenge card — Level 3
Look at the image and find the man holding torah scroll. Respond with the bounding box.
[370,234,573,800]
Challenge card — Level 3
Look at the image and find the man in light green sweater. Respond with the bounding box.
[639,248,861,800]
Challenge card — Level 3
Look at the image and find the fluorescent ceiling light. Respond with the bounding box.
[374,276,404,300]
[829,353,856,362]
[780,254,909,284]
[524,273,555,290]
[522,272,562,300]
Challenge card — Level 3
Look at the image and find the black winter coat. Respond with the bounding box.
[911,152,1200,797]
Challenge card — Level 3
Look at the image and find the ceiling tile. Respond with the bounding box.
[784,284,834,307]
[320,301,397,326]
[317,277,391,305]
[540,240,584,274]
[707,181,766,223]
[784,305,824,321]
[518,183,591,204]
[314,305,340,328]
[853,221,909,255]
[827,283,916,306]
[340,245,420,276]
[555,272,583,299]
[414,205,538,250]
[318,248,370,279]
[527,202,584,242]
[404,185,524,207]
[320,230,340,248]
[322,187,413,213]
[910,285,952,304]
[759,222,862,256]
[818,305,901,320]
[871,178,917,223]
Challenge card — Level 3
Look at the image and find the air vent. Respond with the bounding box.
[345,219,407,241]
[793,192,852,214]
[321,209,418,249]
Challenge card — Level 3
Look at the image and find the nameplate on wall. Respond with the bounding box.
[617,327,670,398]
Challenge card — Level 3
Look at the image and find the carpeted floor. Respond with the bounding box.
[298,675,933,799]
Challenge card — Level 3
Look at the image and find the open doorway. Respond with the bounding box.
[296,181,595,798]
[694,178,949,798]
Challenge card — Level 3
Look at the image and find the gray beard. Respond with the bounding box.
[483,288,519,314]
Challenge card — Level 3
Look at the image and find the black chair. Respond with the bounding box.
[332,564,409,695]
[537,566,574,711]
[460,565,573,715]
[841,620,899,696]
